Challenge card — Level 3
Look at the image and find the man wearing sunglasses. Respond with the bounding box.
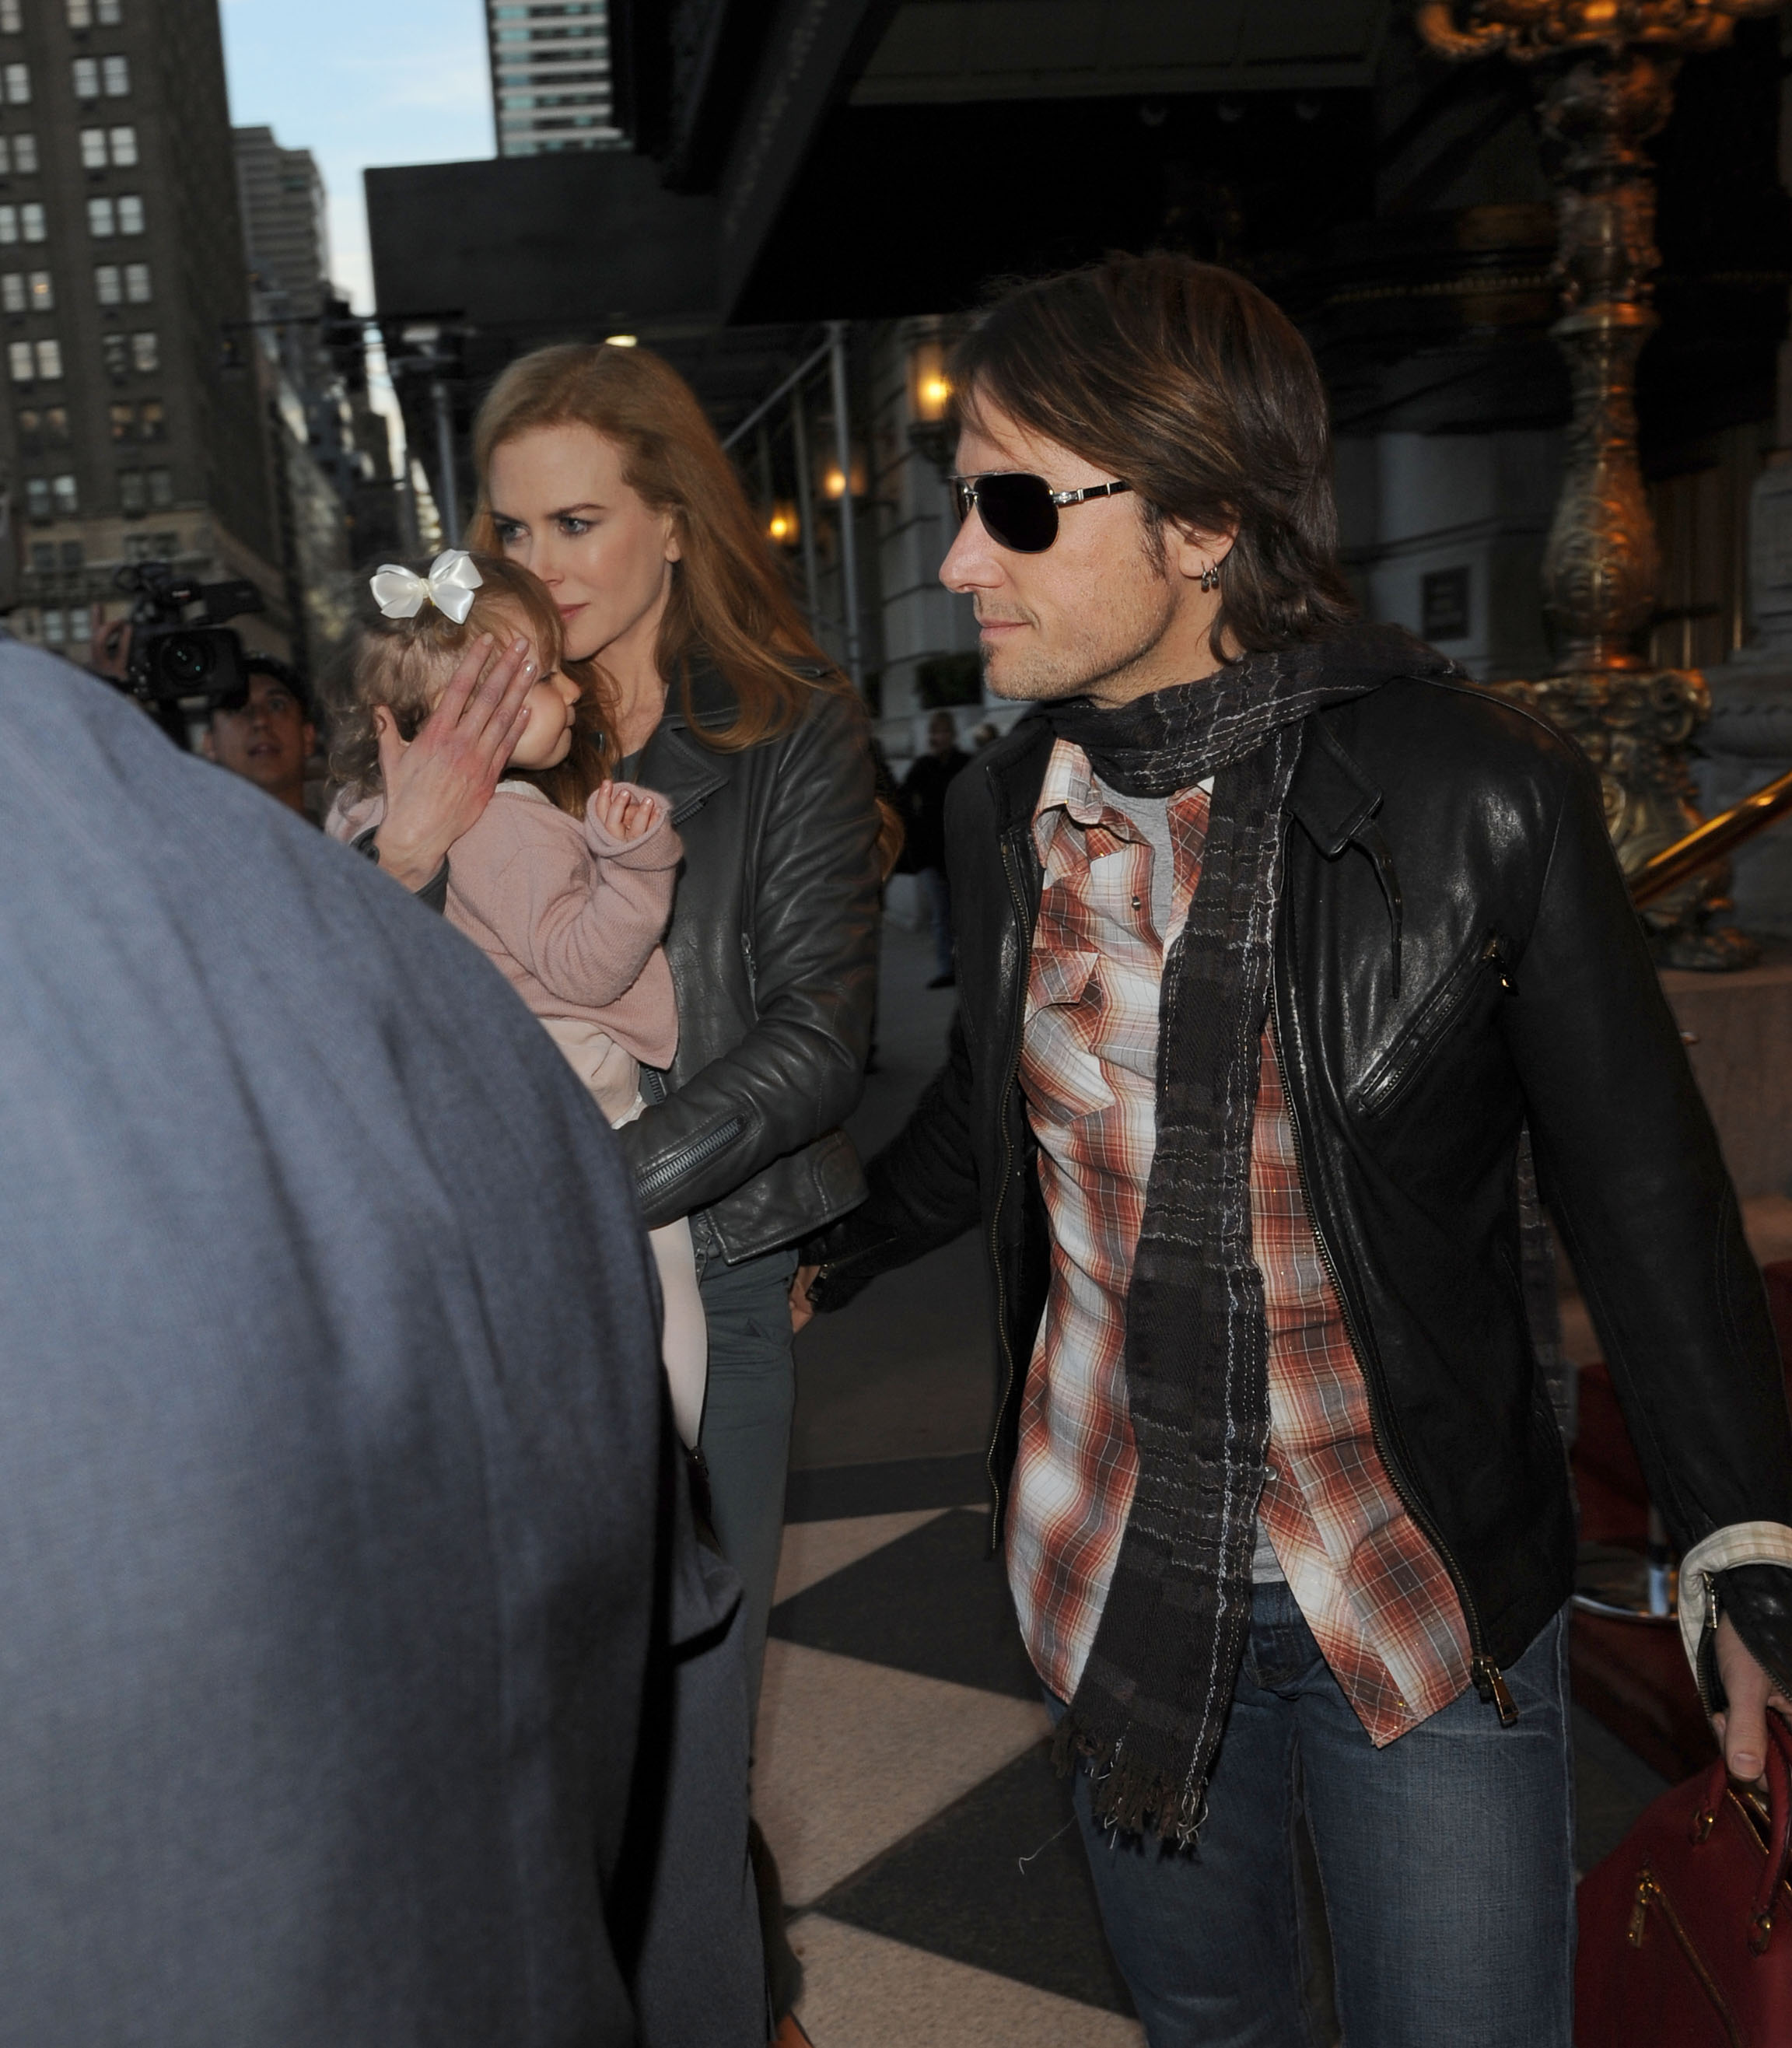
[796,250,1792,2046]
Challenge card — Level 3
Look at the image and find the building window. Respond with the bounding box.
[2,272,23,313]
[68,604,91,644]
[108,124,136,166]
[27,539,51,571]
[101,55,128,96]
[117,194,142,234]
[71,57,96,99]
[34,338,61,379]
[24,475,47,517]
[16,404,37,448]
[86,196,114,236]
[152,528,177,555]
[93,262,119,304]
[138,397,163,440]
[61,539,82,569]
[8,337,30,380]
[0,206,18,243]
[2,61,26,103]
[123,261,149,303]
[28,270,51,312]
[119,466,144,513]
[12,133,37,173]
[109,399,131,439]
[147,464,170,508]
[128,329,154,372]
[52,474,77,516]
[0,1,19,31]
[21,203,44,242]
[101,330,125,378]
[42,403,67,444]
[79,127,107,169]
[42,607,65,644]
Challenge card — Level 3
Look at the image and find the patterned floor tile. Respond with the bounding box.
[754,1639,1049,1908]
[769,1508,1039,1700]
[774,1510,951,1605]
[789,1913,1146,2048]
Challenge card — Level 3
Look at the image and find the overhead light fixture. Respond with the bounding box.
[605,334,638,348]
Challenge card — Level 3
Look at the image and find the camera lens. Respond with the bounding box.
[162,634,215,684]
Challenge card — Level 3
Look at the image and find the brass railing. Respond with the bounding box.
[1630,767,1792,908]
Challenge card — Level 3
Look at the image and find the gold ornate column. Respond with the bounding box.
[1415,0,1781,968]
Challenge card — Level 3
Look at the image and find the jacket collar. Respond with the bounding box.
[639,658,733,823]
[982,711,1055,839]
[1287,712,1382,857]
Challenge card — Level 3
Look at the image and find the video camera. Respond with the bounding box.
[113,559,267,744]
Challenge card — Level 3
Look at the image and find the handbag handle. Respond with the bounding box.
[1747,1714,1792,1954]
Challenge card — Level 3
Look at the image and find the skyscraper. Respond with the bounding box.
[233,125,326,332]
[0,0,285,663]
[486,0,625,157]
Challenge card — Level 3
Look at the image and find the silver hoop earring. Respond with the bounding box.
[1199,563,1220,593]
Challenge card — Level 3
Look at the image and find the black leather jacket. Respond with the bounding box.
[810,665,1792,1705]
[616,658,881,1261]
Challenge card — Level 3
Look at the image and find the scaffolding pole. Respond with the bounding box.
[827,320,863,691]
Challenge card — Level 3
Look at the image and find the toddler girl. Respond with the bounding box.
[329,548,707,1444]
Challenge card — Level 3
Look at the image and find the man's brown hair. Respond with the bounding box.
[951,253,1355,662]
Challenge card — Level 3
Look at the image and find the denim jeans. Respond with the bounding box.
[695,1234,800,1719]
[1052,1582,1574,2048]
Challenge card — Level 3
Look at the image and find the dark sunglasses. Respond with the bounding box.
[951,471,1133,554]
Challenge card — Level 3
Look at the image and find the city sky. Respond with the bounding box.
[219,0,495,315]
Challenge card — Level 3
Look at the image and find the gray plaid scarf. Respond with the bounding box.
[1041,622,1444,1841]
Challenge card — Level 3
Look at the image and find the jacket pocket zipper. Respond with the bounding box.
[1269,990,1516,1724]
[1354,930,1512,1120]
[635,1115,745,1204]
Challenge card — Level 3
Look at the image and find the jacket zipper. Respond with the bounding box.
[1355,930,1511,1119]
[984,833,1034,1550]
[635,1115,745,1203]
[1268,985,1517,1726]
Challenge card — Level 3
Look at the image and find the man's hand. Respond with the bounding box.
[372,635,535,890]
[1711,1611,1792,1785]
[790,1262,819,1334]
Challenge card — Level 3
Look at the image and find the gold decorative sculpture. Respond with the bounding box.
[1415,0,1780,967]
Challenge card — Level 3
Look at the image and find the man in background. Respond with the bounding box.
[198,658,317,819]
[0,642,763,2045]
[899,707,970,987]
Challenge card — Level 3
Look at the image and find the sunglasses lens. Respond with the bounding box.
[976,473,1059,553]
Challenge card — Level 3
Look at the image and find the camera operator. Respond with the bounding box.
[198,658,317,821]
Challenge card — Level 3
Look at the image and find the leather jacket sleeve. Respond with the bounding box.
[618,689,880,1231]
[1504,742,1792,1698]
[807,1009,983,1308]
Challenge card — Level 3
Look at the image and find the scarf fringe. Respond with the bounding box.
[1051,1707,1210,1848]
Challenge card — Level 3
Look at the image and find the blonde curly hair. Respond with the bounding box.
[327,551,610,817]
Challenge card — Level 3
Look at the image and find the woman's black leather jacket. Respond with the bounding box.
[615,657,882,1261]
[809,668,1792,1707]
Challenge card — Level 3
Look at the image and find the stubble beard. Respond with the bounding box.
[978,579,1178,706]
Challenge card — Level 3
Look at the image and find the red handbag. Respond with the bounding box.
[1576,1714,1792,2045]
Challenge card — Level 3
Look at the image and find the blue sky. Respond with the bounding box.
[219,0,495,314]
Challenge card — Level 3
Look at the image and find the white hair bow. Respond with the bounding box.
[369,548,483,625]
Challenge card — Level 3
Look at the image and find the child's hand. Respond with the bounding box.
[592,782,660,842]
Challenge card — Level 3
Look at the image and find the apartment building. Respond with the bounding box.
[0,0,285,661]
[487,0,625,157]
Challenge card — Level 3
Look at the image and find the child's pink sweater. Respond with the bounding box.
[443,781,681,1067]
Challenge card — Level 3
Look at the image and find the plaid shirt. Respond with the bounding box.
[1007,739,1471,1745]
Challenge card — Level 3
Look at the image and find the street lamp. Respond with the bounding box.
[1416,0,1781,968]
[906,327,956,477]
